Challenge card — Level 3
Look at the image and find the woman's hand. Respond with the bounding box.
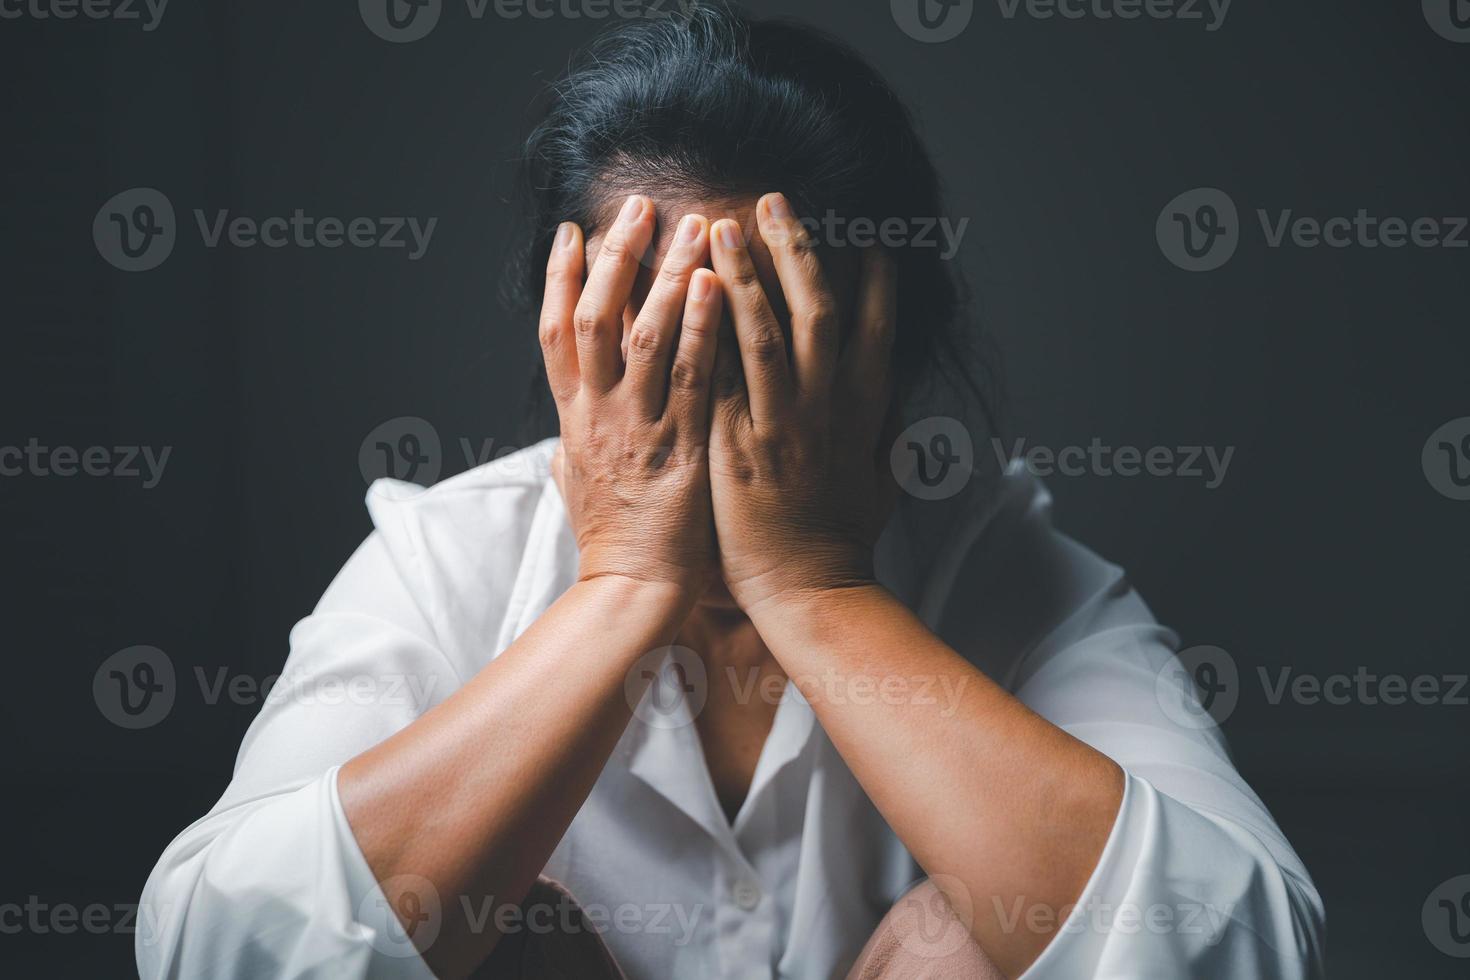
[541,196,724,600]
[706,193,898,614]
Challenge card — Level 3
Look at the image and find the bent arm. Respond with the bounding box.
[742,483,1324,980]
[137,529,690,980]
[337,573,689,977]
[748,584,1122,978]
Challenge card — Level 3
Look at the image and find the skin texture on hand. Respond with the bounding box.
[706,196,898,612]
[544,196,725,596]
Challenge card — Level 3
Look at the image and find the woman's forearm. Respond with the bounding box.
[337,574,693,978]
[747,583,1124,980]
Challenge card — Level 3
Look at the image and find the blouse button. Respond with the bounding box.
[732,878,762,911]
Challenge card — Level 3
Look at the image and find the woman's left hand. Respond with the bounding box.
[707,194,898,614]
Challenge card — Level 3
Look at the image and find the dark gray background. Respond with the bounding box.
[4,0,1468,975]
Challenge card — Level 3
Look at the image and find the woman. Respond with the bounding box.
[138,6,1323,978]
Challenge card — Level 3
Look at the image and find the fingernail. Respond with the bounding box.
[765,193,793,219]
[717,221,742,250]
[620,195,645,224]
[554,222,575,250]
[677,214,702,245]
[689,270,711,302]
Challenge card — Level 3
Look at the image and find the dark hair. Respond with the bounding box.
[503,1,1001,447]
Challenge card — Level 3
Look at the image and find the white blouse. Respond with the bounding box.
[137,438,1324,979]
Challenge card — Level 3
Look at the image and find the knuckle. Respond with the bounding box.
[803,298,839,331]
[573,307,609,339]
[627,327,664,357]
[597,235,632,266]
[538,316,567,349]
[678,319,711,350]
[785,226,821,254]
[668,357,705,394]
[745,330,787,368]
[728,266,762,290]
[714,365,744,398]
[656,260,689,289]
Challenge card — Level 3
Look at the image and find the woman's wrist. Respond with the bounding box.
[742,577,890,637]
[572,569,704,622]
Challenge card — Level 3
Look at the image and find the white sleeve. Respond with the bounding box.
[135,532,453,980]
[932,476,1326,979]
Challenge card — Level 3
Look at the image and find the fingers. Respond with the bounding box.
[664,268,723,429]
[539,221,585,408]
[710,218,790,426]
[841,248,898,407]
[757,193,838,398]
[575,195,656,394]
[625,214,710,418]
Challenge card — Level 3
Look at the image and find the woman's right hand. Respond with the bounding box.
[540,195,723,600]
